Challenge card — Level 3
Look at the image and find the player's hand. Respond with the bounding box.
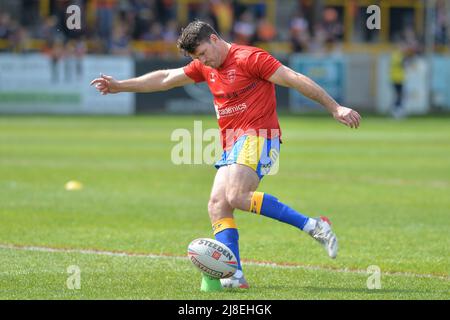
[332,106,361,129]
[90,74,121,95]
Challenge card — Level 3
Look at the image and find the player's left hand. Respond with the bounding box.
[332,106,361,129]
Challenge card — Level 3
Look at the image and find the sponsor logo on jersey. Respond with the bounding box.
[227,69,236,83]
[216,103,247,118]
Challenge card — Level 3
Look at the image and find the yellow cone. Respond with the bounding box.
[65,180,83,191]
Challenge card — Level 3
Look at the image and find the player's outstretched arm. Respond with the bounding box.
[90,67,195,95]
[269,65,361,129]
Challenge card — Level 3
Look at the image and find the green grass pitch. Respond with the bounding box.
[0,114,449,299]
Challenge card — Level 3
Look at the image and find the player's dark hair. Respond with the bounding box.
[177,20,220,55]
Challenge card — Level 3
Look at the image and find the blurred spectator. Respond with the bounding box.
[435,0,448,46]
[252,3,267,19]
[20,0,40,27]
[0,12,13,40]
[403,27,420,55]
[156,0,176,24]
[142,21,163,41]
[211,0,234,41]
[322,7,344,45]
[233,10,255,45]
[309,22,327,53]
[162,19,179,42]
[290,11,310,52]
[10,26,33,53]
[96,0,117,47]
[88,34,108,54]
[188,1,218,31]
[130,0,155,39]
[255,17,276,42]
[390,42,406,119]
[0,0,442,57]
[117,1,137,39]
[36,15,59,44]
[110,24,131,56]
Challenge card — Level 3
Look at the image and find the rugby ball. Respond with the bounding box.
[187,238,238,279]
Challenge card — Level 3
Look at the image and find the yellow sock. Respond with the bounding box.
[212,217,237,235]
[249,191,264,214]
[212,217,242,270]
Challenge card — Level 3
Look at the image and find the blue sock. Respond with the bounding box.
[214,228,242,271]
[250,192,310,230]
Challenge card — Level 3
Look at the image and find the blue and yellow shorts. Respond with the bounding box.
[215,135,280,179]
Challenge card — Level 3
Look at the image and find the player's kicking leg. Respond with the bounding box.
[226,164,338,260]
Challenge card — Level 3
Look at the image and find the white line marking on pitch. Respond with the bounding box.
[0,243,448,280]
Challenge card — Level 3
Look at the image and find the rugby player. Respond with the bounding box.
[90,20,361,289]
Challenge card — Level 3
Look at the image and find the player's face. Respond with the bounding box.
[191,36,220,68]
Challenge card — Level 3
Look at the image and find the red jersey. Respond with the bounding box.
[183,44,282,150]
